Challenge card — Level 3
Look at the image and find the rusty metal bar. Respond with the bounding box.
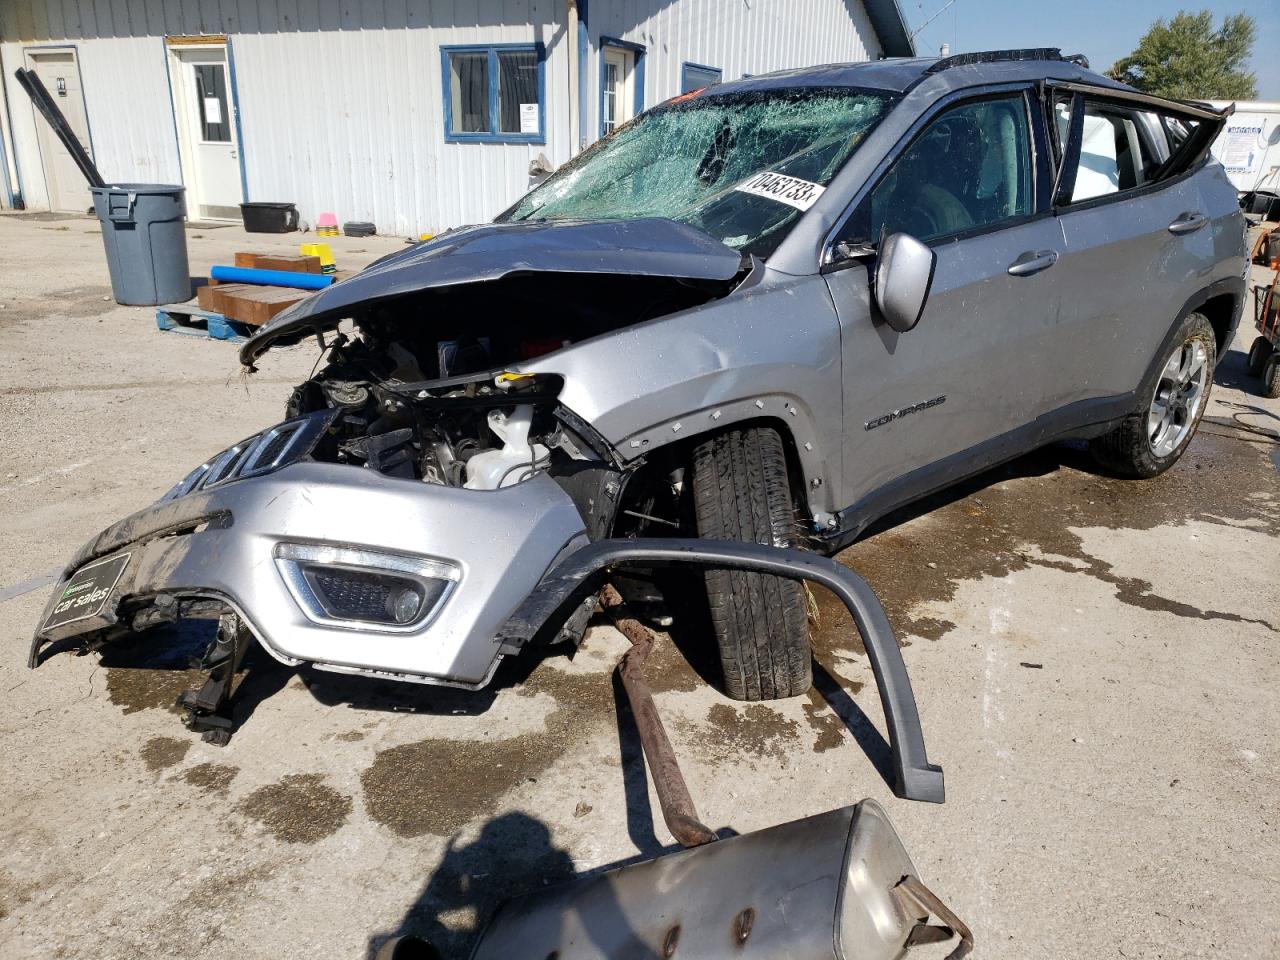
[895,874,974,960]
[601,583,718,849]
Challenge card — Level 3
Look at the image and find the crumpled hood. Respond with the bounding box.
[239,218,744,365]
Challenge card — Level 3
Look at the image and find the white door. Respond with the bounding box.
[169,45,243,220]
[24,48,93,213]
[602,48,635,136]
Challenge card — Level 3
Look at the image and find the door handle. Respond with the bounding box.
[1168,212,1208,235]
[1007,250,1058,277]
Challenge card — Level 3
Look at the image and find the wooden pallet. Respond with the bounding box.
[155,304,254,343]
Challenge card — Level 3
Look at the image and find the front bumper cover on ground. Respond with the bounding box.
[30,476,942,804]
[29,462,588,687]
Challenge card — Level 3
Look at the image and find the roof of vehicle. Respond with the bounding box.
[702,48,1136,99]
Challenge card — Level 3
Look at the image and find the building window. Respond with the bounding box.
[194,63,231,143]
[681,62,722,94]
[442,44,545,143]
[599,37,646,138]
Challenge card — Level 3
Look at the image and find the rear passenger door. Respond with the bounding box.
[1047,87,1229,408]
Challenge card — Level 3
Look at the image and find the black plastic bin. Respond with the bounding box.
[240,202,299,233]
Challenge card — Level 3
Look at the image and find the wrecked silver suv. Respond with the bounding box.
[33,50,1245,712]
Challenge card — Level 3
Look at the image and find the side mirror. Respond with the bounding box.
[874,232,937,333]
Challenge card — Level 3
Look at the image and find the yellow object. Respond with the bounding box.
[496,372,535,383]
[418,232,435,242]
[300,242,337,274]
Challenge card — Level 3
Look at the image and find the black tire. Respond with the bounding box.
[1091,312,1217,478]
[1248,335,1274,377]
[1262,353,1280,399]
[690,426,812,701]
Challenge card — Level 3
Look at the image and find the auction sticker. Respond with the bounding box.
[734,172,826,211]
[42,553,131,632]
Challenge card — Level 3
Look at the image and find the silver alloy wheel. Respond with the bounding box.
[1148,336,1209,458]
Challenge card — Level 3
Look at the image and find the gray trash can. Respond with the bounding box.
[90,183,191,306]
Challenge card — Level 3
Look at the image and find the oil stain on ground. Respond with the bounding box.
[237,774,352,844]
[140,736,190,772]
[688,703,801,765]
[179,762,239,794]
[803,690,848,753]
[362,661,616,838]
[106,665,204,716]
[814,433,1279,652]
[101,621,214,716]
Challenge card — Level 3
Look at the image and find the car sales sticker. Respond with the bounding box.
[42,553,131,632]
[734,171,826,211]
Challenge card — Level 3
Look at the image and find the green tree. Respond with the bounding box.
[1108,10,1257,100]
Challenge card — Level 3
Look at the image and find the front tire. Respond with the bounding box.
[1091,312,1216,478]
[690,426,812,701]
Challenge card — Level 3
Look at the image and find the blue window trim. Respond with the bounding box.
[598,36,646,139]
[441,43,546,144]
[577,1,590,150]
[681,60,723,94]
[226,38,250,203]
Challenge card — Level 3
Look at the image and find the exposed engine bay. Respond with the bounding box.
[282,270,735,527]
[28,219,757,736]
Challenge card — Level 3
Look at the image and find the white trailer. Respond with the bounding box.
[1208,100,1280,196]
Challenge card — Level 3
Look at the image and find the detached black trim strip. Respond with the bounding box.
[496,537,945,804]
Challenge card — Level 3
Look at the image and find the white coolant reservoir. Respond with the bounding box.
[463,405,550,490]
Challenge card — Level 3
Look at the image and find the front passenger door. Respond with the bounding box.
[824,90,1065,521]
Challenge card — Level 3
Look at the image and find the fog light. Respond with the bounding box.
[274,543,459,632]
[388,585,424,624]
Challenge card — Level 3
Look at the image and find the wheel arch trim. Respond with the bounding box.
[610,395,838,519]
[495,537,945,804]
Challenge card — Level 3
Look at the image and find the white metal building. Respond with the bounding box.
[0,1,912,234]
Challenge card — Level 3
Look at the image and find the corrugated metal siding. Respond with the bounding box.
[1,0,883,226]
[229,1,570,235]
[586,0,881,139]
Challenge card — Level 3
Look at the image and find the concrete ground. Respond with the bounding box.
[0,212,1276,960]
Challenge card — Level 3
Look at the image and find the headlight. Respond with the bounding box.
[274,543,459,632]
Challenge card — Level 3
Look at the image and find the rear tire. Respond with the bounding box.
[1262,353,1280,399]
[690,426,812,701]
[1091,312,1216,478]
[1248,335,1273,377]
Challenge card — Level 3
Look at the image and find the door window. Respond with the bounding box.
[866,94,1033,243]
[602,48,635,136]
[194,64,230,143]
[1056,99,1159,202]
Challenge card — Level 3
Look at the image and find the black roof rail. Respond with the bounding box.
[924,48,1090,74]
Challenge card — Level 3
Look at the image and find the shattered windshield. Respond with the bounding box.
[500,87,895,258]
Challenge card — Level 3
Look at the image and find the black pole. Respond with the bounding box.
[13,68,105,188]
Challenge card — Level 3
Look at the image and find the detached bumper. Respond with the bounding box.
[30,463,588,686]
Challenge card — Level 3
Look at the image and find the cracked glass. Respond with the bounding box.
[501,87,895,258]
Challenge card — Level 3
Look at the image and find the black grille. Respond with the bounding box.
[161,410,336,502]
[302,566,431,624]
[252,426,298,469]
